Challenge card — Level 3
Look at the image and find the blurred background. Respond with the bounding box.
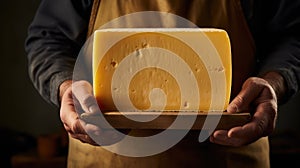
[0,1,67,168]
[0,1,299,168]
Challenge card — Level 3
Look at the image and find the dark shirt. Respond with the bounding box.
[25,0,300,107]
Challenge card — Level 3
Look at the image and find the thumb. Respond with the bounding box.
[227,78,265,113]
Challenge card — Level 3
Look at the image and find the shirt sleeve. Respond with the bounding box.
[25,0,93,107]
[254,0,300,103]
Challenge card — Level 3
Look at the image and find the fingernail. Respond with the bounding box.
[89,105,99,113]
[228,104,238,113]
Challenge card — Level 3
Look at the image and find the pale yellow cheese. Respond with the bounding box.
[93,28,232,112]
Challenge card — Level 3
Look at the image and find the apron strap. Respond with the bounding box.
[87,0,101,37]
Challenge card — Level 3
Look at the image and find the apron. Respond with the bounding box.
[68,0,270,167]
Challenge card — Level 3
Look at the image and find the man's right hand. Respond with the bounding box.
[59,80,124,146]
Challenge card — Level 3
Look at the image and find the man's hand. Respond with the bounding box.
[210,72,285,147]
[59,80,124,146]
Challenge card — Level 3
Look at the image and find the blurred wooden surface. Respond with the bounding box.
[11,153,67,168]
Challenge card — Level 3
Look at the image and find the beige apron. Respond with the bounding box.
[68,0,270,167]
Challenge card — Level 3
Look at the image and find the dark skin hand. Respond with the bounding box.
[210,72,286,147]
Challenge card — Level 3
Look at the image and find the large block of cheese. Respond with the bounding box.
[93,28,232,112]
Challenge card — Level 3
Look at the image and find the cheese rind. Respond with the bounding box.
[93,28,231,112]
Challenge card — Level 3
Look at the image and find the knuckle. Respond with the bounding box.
[234,95,245,107]
[256,118,274,137]
[245,77,268,90]
[244,77,258,87]
[82,95,95,107]
[264,102,278,119]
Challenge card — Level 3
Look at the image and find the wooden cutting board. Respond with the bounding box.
[81,111,251,130]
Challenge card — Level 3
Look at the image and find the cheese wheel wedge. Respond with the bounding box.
[93,28,232,112]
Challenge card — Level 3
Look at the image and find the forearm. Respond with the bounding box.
[25,0,92,107]
[26,42,76,106]
[257,36,300,104]
[255,0,300,103]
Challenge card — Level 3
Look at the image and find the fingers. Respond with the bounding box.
[72,80,100,114]
[212,77,278,147]
[250,99,277,136]
[211,95,277,146]
[80,120,127,146]
[60,86,94,143]
[210,130,242,147]
[210,112,272,147]
[68,120,99,146]
[63,111,125,146]
[60,80,126,146]
[210,119,264,147]
[227,78,267,113]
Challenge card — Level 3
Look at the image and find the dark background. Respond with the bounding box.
[0,0,300,167]
[0,1,66,167]
[0,0,62,138]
